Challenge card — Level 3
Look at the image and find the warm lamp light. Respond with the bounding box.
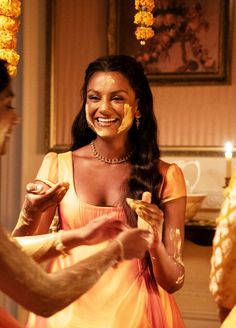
[224,141,233,186]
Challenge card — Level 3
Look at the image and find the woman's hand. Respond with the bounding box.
[23,181,69,217]
[79,213,127,245]
[126,191,164,245]
[115,228,153,260]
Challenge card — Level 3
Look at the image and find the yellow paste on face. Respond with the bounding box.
[86,102,134,137]
[117,103,134,134]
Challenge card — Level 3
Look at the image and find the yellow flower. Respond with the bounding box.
[135,26,155,41]
[135,0,155,12]
[0,48,19,76]
[0,0,21,75]
[0,30,17,49]
[134,0,155,44]
[0,0,21,18]
[134,11,154,26]
[0,15,19,32]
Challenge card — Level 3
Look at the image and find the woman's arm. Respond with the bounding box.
[12,181,68,236]
[0,225,151,317]
[127,195,186,293]
[15,214,127,262]
[149,197,186,293]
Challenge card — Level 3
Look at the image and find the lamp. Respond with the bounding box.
[224,141,233,188]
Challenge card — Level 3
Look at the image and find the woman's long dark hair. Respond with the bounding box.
[0,60,10,92]
[71,55,162,226]
[71,55,162,284]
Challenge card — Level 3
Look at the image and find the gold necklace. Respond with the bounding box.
[90,140,132,164]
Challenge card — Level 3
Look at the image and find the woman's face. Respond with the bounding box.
[0,83,18,155]
[85,71,139,138]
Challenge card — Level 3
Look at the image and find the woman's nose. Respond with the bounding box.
[99,98,111,113]
[12,110,20,125]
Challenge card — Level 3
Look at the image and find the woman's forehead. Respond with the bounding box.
[88,71,132,90]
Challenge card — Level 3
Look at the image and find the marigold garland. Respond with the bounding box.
[0,0,21,76]
[134,0,155,45]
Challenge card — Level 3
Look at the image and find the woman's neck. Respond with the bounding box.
[93,136,131,159]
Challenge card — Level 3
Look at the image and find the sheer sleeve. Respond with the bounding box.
[158,162,186,204]
[0,225,122,317]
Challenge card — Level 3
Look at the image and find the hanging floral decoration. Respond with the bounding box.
[134,0,155,45]
[0,0,21,76]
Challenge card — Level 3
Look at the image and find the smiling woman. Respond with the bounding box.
[15,55,187,328]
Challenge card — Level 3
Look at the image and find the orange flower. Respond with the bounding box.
[0,1,21,75]
[135,0,155,12]
[134,0,155,45]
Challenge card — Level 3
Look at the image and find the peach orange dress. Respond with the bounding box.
[27,152,186,328]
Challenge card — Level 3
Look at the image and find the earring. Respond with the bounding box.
[136,117,140,130]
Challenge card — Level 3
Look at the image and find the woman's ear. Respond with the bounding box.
[135,109,141,119]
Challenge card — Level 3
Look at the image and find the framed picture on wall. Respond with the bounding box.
[108,0,232,85]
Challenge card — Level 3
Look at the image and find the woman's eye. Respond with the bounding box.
[112,96,124,102]
[87,95,99,101]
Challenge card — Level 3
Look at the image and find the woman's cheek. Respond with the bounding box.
[117,103,134,134]
[85,104,107,137]
[85,104,96,130]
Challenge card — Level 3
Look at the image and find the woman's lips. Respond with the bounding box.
[95,117,118,127]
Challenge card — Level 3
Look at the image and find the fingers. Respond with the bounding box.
[44,182,69,196]
[117,228,154,260]
[92,212,118,223]
[142,191,152,203]
[94,218,126,237]
[126,198,153,212]
[126,199,162,218]
[24,181,70,213]
[26,181,69,196]
[139,229,154,246]
[26,183,44,194]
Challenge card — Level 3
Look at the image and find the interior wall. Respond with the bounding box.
[0,0,235,325]
[19,3,236,209]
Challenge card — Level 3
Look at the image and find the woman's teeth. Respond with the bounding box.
[97,118,117,123]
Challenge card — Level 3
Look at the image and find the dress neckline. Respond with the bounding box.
[67,151,123,210]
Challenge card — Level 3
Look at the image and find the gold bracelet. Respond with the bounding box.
[112,239,124,268]
[54,231,70,257]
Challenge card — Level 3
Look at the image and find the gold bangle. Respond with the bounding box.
[112,239,124,268]
[54,231,70,257]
